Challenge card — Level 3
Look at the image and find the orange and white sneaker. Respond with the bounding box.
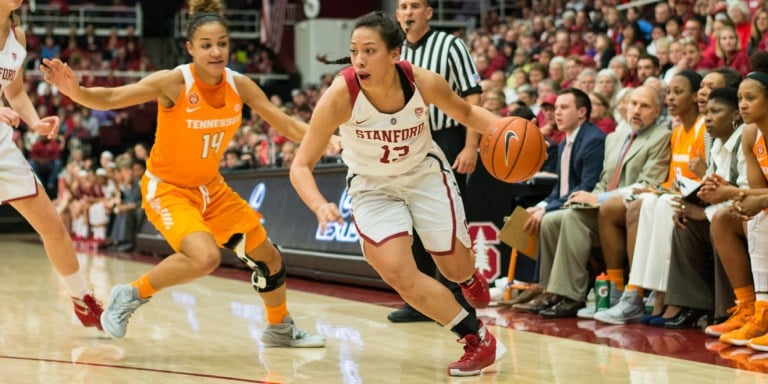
[72,292,104,331]
[720,302,768,346]
[706,301,754,337]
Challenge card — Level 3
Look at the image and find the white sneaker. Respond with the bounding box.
[261,316,326,348]
[593,289,644,325]
[100,284,149,339]
[579,283,622,319]
[577,305,597,319]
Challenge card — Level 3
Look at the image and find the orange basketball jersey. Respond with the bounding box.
[662,115,706,189]
[753,129,768,182]
[147,64,243,187]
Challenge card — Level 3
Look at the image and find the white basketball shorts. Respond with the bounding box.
[347,147,471,256]
[0,127,39,204]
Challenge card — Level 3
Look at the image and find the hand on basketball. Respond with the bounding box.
[0,107,20,128]
[40,58,80,98]
[453,146,478,174]
[32,116,61,139]
[315,202,343,232]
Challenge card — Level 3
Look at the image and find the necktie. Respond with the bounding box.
[560,140,573,197]
[607,132,637,191]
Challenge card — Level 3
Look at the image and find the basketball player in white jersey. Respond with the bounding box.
[291,12,504,377]
[0,1,103,329]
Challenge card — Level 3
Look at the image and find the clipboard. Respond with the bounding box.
[499,206,539,260]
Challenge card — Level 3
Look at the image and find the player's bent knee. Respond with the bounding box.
[191,249,221,275]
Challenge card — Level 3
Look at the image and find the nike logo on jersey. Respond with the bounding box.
[355,118,370,125]
[186,106,202,113]
[503,130,519,167]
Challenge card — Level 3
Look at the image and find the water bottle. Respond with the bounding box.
[595,273,611,312]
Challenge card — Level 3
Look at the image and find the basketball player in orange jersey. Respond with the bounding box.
[40,0,325,347]
[0,0,103,329]
[291,12,505,376]
[712,52,768,350]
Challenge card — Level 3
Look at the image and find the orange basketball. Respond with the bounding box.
[479,117,547,183]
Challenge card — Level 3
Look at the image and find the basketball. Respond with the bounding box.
[479,117,547,183]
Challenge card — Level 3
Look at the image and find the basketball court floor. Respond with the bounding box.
[1,234,767,383]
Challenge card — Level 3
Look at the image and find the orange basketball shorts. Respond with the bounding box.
[141,172,266,252]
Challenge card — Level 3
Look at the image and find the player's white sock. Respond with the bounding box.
[61,270,89,298]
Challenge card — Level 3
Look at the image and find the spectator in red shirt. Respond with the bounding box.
[729,0,753,52]
[716,23,751,77]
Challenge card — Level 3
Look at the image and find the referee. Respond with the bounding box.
[389,0,483,323]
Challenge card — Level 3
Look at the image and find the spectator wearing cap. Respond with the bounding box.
[538,93,564,144]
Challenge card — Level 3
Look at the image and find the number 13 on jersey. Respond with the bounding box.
[201,131,225,159]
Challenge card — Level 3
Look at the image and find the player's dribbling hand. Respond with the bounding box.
[32,116,61,139]
[0,107,20,128]
[315,202,343,232]
[40,58,80,98]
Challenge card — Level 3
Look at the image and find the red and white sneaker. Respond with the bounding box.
[447,325,498,376]
[72,292,104,331]
[460,270,490,309]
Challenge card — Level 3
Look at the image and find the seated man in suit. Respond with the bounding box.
[510,88,606,308]
[531,86,672,318]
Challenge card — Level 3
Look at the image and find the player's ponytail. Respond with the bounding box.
[317,11,404,66]
[186,0,228,39]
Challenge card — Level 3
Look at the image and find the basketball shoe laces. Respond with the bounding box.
[112,296,145,324]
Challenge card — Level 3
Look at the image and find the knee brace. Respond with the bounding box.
[223,233,286,292]
[251,261,286,293]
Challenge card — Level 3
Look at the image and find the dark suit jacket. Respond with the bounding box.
[544,122,606,211]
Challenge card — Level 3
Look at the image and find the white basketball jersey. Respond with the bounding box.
[339,62,432,176]
[0,27,25,141]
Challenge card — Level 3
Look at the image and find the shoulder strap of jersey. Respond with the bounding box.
[177,64,194,96]
[341,66,360,107]
[397,60,415,90]
[224,67,240,96]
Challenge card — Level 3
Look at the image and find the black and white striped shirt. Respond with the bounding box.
[400,29,481,132]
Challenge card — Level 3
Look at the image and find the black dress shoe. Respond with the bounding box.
[663,307,707,329]
[387,303,432,323]
[539,297,586,318]
[515,293,562,313]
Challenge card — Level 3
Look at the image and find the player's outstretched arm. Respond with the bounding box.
[290,77,350,231]
[41,58,169,110]
[235,75,308,143]
[413,66,497,135]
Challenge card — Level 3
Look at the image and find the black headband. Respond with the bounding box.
[747,71,768,89]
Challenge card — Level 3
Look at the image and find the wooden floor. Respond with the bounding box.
[1,236,768,383]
